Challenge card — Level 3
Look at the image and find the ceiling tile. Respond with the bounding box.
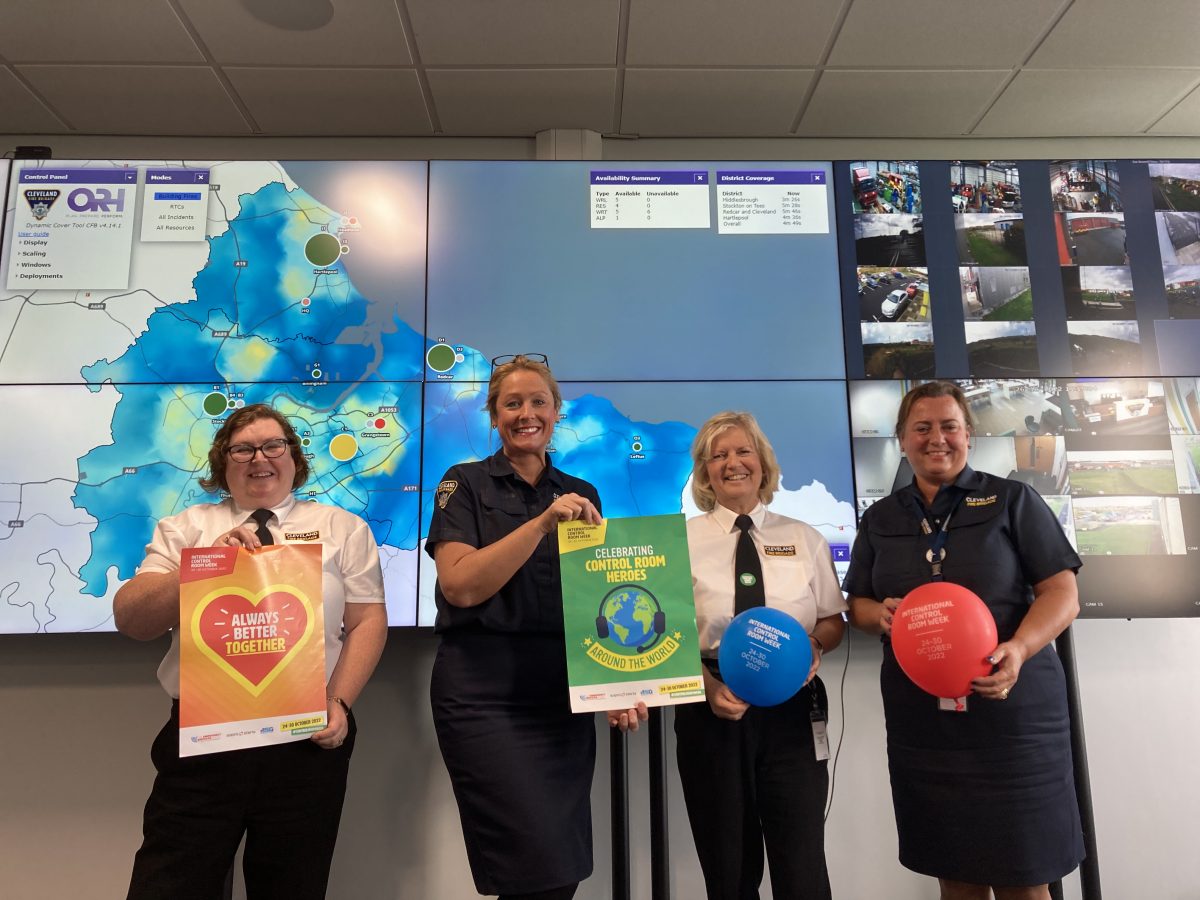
[408,0,620,65]
[626,0,841,66]
[1031,0,1200,68]
[622,69,813,136]
[829,0,1059,68]
[0,68,68,133]
[1149,83,1200,136]
[226,67,432,135]
[0,0,203,63]
[176,0,411,66]
[798,69,1009,137]
[975,69,1200,136]
[17,65,250,135]
[427,69,615,136]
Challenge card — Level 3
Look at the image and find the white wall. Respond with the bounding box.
[3,620,1199,899]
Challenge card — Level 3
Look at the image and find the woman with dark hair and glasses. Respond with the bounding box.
[114,403,387,900]
[428,354,646,900]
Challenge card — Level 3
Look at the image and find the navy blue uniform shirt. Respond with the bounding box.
[427,449,602,634]
[843,466,1081,641]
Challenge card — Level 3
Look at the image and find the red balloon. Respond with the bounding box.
[891,582,998,698]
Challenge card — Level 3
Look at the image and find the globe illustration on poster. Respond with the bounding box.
[600,586,659,649]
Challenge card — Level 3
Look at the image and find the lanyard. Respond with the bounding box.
[906,488,967,580]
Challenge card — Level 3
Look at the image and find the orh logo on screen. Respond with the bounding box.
[68,187,125,212]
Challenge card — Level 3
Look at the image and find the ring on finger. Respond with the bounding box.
[1000,687,1010,699]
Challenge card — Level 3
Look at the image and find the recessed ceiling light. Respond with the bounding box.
[241,0,334,31]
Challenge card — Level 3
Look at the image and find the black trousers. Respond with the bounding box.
[674,678,832,900]
[126,703,356,900]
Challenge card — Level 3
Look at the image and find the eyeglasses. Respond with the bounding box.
[226,438,292,463]
[490,353,549,371]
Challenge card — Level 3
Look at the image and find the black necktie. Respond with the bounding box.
[249,508,274,546]
[734,514,765,615]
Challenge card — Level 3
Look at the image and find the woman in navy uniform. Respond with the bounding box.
[844,381,1084,900]
[427,354,644,900]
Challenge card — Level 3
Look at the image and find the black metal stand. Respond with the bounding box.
[648,707,670,900]
[610,727,631,900]
[1056,624,1102,899]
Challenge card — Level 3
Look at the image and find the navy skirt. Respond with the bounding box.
[882,643,1084,886]
[431,631,596,895]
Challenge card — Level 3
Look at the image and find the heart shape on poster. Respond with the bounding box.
[191,585,316,697]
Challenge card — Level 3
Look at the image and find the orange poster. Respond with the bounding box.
[179,544,325,757]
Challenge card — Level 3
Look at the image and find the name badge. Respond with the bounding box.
[764,545,796,557]
[810,709,830,760]
[938,696,968,713]
[964,494,997,507]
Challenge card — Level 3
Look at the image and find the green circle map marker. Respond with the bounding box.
[305,233,342,267]
[632,442,643,452]
[426,343,456,373]
[203,392,228,417]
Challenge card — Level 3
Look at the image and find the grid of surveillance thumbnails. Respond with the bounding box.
[842,161,1200,618]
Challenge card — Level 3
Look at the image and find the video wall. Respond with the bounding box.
[0,159,855,632]
[1,157,1197,632]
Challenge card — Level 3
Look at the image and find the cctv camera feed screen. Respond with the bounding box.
[836,158,1200,386]
[848,378,1200,618]
[840,157,1200,617]
[846,161,934,378]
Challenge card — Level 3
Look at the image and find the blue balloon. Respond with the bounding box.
[717,607,813,707]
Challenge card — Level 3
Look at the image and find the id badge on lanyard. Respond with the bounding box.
[921,517,951,580]
[909,489,966,583]
[909,489,970,710]
[809,686,830,761]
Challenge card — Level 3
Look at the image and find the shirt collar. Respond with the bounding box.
[485,447,564,489]
[952,465,986,491]
[711,501,766,533]
[231,494,297,522]
[900,465,984,512]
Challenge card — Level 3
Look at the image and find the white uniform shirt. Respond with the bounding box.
[687,502,847,656]
[136,496,385,697]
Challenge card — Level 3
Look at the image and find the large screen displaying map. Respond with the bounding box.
[1,161,429,631]
[0,158,854,632]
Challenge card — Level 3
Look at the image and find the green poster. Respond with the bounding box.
[558,513,705,713]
